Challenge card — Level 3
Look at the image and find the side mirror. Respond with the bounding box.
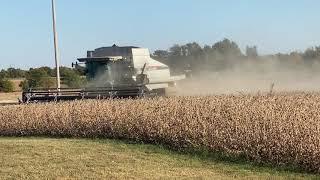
[72,62,79,68]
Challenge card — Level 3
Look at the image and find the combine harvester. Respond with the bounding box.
[21,0,184,103]
[22,45,185,103]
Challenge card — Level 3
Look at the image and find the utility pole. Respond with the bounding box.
[51,0,61,90]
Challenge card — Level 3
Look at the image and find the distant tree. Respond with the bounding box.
[27,68,49,88]
[303,46,320,61]
[212,39,243,57]
[0,70,8,79]
[202,45,212,65]
[167,44,184,73]
[73,65,86,76]
[8,68,26,78]
[185,42,202,55]
[169,44,183,57]
[0,68,26,79]
[60,67,86,88]
[59,67,73,77]
[183,42,204,71]
[38,66,54,77]
[204,39,244,70]
[21,68,54,89]
[19,80,29,91]
[153,50,169,59]
[41,77,55,89]
[0,79,14,92]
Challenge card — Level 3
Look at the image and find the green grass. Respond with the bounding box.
[0,137,318,179]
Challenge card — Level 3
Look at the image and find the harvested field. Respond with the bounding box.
[0,92,21,106]
[0,92,21,102]
[0,93,320,173]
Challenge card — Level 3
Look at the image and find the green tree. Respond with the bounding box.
[168,44,184,73]
[212,38,243,57]
[0,70,8,79]
[19,80,29,91]
[22,68,55,89]
[153,50,169,59]
[6,68,26,78]
[303,46,320,66]
[62,70,85,88]
[185,42,203,57]
[209,39,244,70]
[41,77,55,89]
[38,67,54,77]
[73,65,86,76]
[169,44,183,57]
[0,79,14,92]
[27,68,48,88]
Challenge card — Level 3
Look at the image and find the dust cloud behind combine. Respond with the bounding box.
[79,57,320,96]
[174,59,320,95]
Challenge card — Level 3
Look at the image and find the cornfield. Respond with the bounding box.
[0,93,320,173]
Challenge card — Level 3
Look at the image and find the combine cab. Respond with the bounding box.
[22,45,185,103]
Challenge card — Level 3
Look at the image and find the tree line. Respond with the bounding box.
[0,66,85,92]
[152,38,320,75]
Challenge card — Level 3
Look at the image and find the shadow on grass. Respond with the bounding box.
[90,138,316,176]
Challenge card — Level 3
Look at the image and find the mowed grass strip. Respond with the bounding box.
[0,137,317,179]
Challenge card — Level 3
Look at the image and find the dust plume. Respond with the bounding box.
[174,58,320,95]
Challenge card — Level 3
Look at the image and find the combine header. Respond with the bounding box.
[22,86,148,103]
[22,45,185,103]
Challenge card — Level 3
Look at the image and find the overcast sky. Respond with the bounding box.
[0,0,320,69]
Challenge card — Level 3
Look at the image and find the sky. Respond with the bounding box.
[0,0,320,69]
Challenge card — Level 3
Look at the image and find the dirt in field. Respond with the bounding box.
[0,79,23,105]
[0,92,21,104]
